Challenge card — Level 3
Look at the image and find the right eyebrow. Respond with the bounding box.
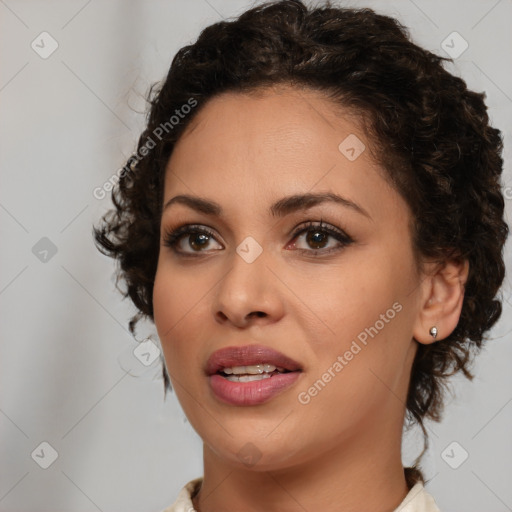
[163,195,222,216]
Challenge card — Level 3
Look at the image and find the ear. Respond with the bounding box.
[412,258,469,344]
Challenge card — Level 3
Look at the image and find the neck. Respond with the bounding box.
[193,407,410,512]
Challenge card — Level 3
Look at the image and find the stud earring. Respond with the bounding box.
[429,326,438,341]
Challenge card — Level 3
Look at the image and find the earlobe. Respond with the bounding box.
[413,258,469,345]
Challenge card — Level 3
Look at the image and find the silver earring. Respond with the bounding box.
[429,326,438,340]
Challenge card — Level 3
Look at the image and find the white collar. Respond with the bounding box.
[162,478,441,512]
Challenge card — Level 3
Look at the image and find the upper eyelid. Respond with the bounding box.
[162,224,222,243]
[291,220,347,235]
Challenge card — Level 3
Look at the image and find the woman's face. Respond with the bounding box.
[153,85,424,470]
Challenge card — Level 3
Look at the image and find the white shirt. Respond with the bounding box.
[160,477,441,512]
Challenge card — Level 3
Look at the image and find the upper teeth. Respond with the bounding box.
[222,364,285,375]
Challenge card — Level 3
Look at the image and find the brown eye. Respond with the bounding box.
[288,221,354,256]
[189,233,211,251]
[163,225,223,255]
[306,230,329,249]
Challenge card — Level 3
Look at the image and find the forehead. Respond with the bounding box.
[163,86,400,221]
[177,85,362,158]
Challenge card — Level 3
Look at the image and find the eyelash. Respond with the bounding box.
[162,220,354,257]
[163,224,217,258]
[290,221,354,256]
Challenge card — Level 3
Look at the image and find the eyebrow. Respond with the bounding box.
[163,192,371,219]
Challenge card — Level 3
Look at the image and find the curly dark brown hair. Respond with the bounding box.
[94,0,508,484]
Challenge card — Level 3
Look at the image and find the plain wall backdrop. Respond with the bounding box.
[1,0,511,511]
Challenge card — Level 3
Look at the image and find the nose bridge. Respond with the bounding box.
[212,243,283,325]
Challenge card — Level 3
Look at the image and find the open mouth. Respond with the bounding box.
[206,345,303,377]
[205,344,303,405]
[217,364,296,382]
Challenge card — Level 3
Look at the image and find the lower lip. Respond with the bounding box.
[208,371,302,406]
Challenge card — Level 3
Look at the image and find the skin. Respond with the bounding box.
[153,85,468,512]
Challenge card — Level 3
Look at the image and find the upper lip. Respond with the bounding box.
[205,344,303,376]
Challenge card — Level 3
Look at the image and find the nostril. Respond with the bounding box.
[214,310,267,325]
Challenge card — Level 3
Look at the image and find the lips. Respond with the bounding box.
[206,344,303,406]
[205,344,303,376]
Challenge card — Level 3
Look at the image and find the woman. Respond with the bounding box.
[94,1,508,510]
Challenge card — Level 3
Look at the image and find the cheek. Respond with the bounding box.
[153,258,231,386]
[153,253,213,324]
[153,269,180,338]
[152,263,205,361]
[292,252,408,343]
[295,250,417,393]
[297,304,413,437]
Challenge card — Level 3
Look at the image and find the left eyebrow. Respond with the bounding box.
[163,192,371,219]
[269,192,371,219]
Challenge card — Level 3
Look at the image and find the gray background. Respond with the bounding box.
[1,0,511,511]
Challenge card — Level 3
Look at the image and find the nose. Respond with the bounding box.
[212,250,285,328]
